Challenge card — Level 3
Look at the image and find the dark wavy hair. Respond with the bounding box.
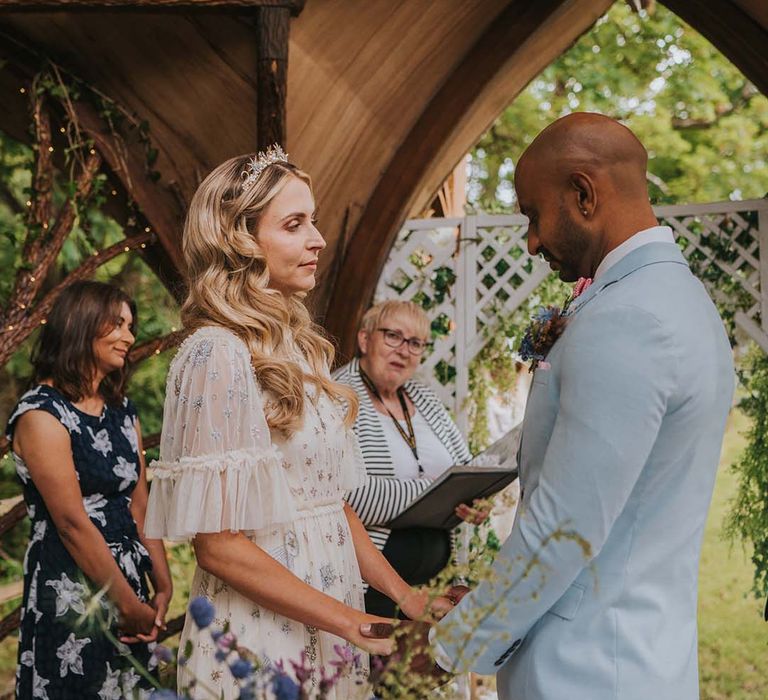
[31,281,137,405]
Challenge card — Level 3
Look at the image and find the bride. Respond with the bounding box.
[145,147,452,698]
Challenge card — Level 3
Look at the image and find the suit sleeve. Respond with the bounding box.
[434,303,678,674]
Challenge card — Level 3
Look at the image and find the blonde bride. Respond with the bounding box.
[145,147,452,698]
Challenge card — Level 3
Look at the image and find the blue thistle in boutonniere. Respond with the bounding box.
[518,277,592,372]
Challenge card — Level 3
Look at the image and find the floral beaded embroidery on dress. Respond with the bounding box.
[145,326,369,699]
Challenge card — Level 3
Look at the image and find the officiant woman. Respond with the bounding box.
[335,300,486,618]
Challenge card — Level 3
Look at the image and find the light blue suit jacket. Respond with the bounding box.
[435,241,734,699]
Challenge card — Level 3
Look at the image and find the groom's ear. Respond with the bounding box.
[569,171,596,219]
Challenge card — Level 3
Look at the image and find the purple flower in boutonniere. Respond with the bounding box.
[518,277,592,372]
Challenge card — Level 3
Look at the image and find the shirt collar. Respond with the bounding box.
[594,225,675,281]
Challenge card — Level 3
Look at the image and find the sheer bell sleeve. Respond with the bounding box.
[145,330,295,541]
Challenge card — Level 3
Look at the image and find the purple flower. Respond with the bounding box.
[272,673,300,700]
[230,658,253,679]
[189,596,215,629]
[289,649,312,683]
[319,664,342,693]
[215,630,237,651]
[152,645,174,664]
[329,643,360,670]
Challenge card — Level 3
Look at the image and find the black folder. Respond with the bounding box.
[387,464,518,531]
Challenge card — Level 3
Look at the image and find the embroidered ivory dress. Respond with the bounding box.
[145,326,368,699]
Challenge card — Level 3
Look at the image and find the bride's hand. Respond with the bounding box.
[399,587,455,621]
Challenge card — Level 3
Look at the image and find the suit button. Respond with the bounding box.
[493,639,522,667]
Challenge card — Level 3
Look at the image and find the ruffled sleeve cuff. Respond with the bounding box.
[145,446,296,542]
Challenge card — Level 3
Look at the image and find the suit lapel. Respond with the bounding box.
[567,242,688,318]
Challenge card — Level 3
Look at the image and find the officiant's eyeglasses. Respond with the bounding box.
[377,328,430,355]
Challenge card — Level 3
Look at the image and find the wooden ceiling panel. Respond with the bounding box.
[2,11,260,204]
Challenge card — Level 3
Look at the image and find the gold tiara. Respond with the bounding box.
[241,144,289,192]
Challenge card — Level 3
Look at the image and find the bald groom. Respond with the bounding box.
[428,114,734,699]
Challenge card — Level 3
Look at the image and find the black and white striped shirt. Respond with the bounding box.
[334,358,472,551]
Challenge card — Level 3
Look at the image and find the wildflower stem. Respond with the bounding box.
[103,628,162,690]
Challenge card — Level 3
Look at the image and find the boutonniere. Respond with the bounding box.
[518,277,592,372]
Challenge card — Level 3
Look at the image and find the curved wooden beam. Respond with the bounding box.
[660,0,768,98]
[0,41,187,298]
[324,0,612,359]
[0,0,305,11]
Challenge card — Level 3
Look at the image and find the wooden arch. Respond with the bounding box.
[0,0,766,357]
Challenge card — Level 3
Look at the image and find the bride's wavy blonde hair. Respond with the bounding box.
[181,154,358,435]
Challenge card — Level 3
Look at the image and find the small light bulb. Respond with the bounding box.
[48,146,54,153]
[124,246,130,252]
[19,87,25,94]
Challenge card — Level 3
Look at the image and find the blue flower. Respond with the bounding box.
[230,658,253,679]
[189,596,215,629]
[150,691,182,700]
[533,306,557,322]
[272,672,300,700]
[152,645,174,664]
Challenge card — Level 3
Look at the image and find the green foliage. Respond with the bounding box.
[0,64,179,598]
[465,2,768,450]
[725,347,768,596]
[468,3,768,212]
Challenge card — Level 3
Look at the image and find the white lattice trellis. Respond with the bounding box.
[375,198,768,435]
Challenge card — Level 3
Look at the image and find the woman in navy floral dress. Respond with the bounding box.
[5,281,172,699]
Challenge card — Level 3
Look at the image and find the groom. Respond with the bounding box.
[363,113,734,699]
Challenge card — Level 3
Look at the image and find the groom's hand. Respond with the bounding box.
[360,620,452,690]
[446,584,471,605]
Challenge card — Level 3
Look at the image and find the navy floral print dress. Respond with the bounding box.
[5,385,156,699]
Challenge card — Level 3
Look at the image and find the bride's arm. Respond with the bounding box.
[343,503,454,621]
[193,530,393,654]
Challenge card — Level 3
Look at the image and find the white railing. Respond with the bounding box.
[374,199,768,435]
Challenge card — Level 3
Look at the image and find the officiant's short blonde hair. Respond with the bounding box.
[359,300,430,341]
